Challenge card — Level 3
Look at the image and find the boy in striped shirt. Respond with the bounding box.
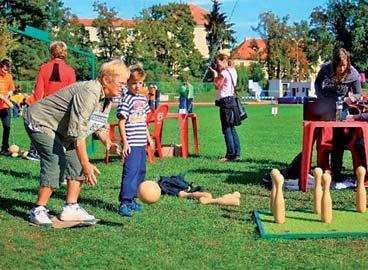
[116,64,153,217]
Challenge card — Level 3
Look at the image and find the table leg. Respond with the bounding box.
[361,126,368,173]
[191,116,199,155]
[180,114,189,159]
[301,123,315,192]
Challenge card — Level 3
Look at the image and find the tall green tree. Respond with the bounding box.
[253,12,291,80]
[310,0,368,70]
[92,1,124,61]
[204,0,236,58]
[128,3,204,80]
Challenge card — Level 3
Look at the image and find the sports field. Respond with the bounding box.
[1,104,367,269]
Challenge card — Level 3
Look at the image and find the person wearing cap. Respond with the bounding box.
[0,59,15,156]
[25,41,76,161]
[25,59,129,227]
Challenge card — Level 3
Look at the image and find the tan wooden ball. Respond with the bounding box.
[8,144,19,154]
[138,181,161,204]
[22,151,29,158]
[11,152,18,158]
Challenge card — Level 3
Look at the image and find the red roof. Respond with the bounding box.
[77,18,137,27]
[232,39,267,60]
[188,4,209,25]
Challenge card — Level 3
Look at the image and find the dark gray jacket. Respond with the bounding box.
[315,61,362,102]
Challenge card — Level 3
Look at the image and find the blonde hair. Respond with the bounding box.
[98,59,130,81]
[50,41,68,59]
[128,63,146,82]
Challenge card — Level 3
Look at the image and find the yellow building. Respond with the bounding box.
[77,4,210,58]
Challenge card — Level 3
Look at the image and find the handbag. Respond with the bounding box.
[226,69,248,121]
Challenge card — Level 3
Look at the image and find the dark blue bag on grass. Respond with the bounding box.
[158,173,204,196]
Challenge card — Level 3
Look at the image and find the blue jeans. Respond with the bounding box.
[119,146,146,204]
[179,95,187,111]
[223,126,240,159]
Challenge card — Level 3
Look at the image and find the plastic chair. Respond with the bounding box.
[104,123,123,164]
[146,104,169,162]
[316,127,362,173]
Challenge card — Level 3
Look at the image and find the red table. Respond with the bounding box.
[301,121,368,192]
[165,112,199,159]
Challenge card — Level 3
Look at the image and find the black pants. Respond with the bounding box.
[0,108,11,151]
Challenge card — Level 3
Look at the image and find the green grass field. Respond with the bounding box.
[1,104,368,269]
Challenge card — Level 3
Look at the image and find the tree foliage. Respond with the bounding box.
[92,1,124,61]
[310,0,368,71]
[126,3,204,80]
[204,0,236,57]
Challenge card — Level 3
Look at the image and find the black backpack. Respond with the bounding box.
[157,173,203,196]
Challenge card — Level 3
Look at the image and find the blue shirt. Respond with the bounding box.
[117,93,150,147]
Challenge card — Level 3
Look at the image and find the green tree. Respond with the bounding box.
[92,1,124,61]
[204,0,236,58]
[0,20,18,60]
[248,62,267,89]
[236,64,249,93]
[129,3,204,80]
[310,0,368,70]
[253,12,291,80]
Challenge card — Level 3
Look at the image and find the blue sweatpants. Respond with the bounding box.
[119,146,146,204]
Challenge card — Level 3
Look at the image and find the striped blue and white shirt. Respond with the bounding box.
[117,93,150,147]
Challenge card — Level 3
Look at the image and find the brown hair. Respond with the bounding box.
[50,41,68,59]
[332,48,351,82]
[216,53,234,68]
[0,59,11,69]
[128,63,146,82]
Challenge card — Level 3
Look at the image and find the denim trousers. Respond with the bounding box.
[223,126,240,159]
[119,146,146,204]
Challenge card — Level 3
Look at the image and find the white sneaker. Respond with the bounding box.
[29,206,53,227]
[59,204,96,222]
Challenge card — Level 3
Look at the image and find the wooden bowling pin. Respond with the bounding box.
[313,167,323,215]
[178,191,212,199]
[270,169,280,214]
[199,196,240,206]
[221,191,241,199]
[273,173,285,224]
[321,173,332,223]
[356,166,367,213]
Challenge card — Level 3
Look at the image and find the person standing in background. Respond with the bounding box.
[0,59,15,156]
[25,41,76,161]
[186,79,194,113]
[208,51,241,162]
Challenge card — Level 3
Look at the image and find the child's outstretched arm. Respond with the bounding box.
[118,118,130,157]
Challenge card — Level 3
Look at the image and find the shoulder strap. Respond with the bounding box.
[225,69,238,97]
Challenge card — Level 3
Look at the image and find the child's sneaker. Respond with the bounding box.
[131,200,144,212]
[29,206,53,227]
[118,204,133,217]
[59,203,96,222]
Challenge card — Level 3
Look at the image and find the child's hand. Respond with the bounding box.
[122,143,131,157]
[148,137,154,151]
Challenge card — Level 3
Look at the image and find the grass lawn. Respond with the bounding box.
[1,104,368,269]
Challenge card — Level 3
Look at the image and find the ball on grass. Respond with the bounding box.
[8,144,19,154]
[138,181,161,204]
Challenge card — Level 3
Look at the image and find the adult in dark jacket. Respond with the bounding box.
[266,48,361,183]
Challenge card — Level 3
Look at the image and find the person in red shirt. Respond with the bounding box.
[0,59,15,156]
[26,41,76,105]
[25,41,76,160]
